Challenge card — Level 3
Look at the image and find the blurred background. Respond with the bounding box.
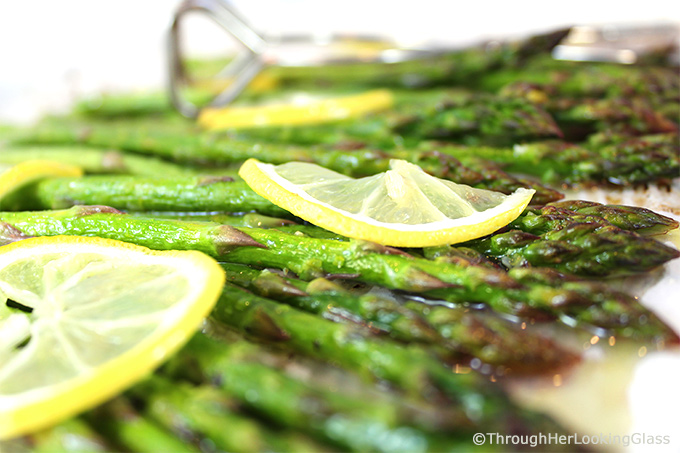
[0,0,678,123]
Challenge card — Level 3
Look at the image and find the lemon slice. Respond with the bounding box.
[0,236,225,440]
[0,160,83,202]
[198,89,393,130]
[239,159,535,247]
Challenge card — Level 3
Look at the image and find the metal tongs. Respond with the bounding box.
[168,0,444,118]
[168,0,679,118]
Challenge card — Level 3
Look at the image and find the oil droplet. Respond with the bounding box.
[608,336,616,346]
[553,374,562,387]
[590,336,600,345]
[638,346,647,357]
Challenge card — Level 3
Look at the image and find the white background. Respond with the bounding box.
[0,0,678,122]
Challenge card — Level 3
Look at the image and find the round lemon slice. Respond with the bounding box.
[0,160,83,202]
[239,158,535,247]
[198,89,393,130]
[0,236,225,440]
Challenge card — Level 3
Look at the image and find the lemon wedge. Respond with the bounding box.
[0,160,83,203]
[239,159,535,247]
[0,236,224,440]
[198,89,393,130]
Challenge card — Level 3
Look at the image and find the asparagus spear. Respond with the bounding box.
[0,206,266,257]
[0,206,671,340]
[16,164,560,215]
[432,135,680,186]
[7,175,289,216]
[477,56,679,97]
[204,284,577,442]
[460,204,680,276]
[551,97,678,138]
[515,203,680,236]
[132,376,331,453]
[0,146,197,178]
[166,334,493,452]
[390,95,563,147]
[131,211,347,240]
[543,200,680,236]
[466,222,680,277]
[221,262,578,374]
[85,398,198,453]
[13,118,562,202]
[20,418,111,453]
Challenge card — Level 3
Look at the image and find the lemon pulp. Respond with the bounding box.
[0,236,224,439]
[239,158,535,247]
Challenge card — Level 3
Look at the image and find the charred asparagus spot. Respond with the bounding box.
[0,206,673,341]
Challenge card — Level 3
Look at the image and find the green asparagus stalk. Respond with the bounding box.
[198,298,524,432]
[0,146,197,177]
[515,202,680,236]
[543,200,680,236]
[0,207,671,340]
[221,262,578,373]
[131,211,347,240]
[432,135,680,186]
[7,175,289,216]
[167,334,492,452]
[10,164,561,215]
[478,56,679,98]
[132,376,331,453]
[389,95,563,147]
[222,262,440,343]
[475,203,680,276]
[551,97,678,138]
[85,398,198,453]
[0,206,266,257]
[464,221,679,277]
[21,419,110,453]
[13,118,562,202]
